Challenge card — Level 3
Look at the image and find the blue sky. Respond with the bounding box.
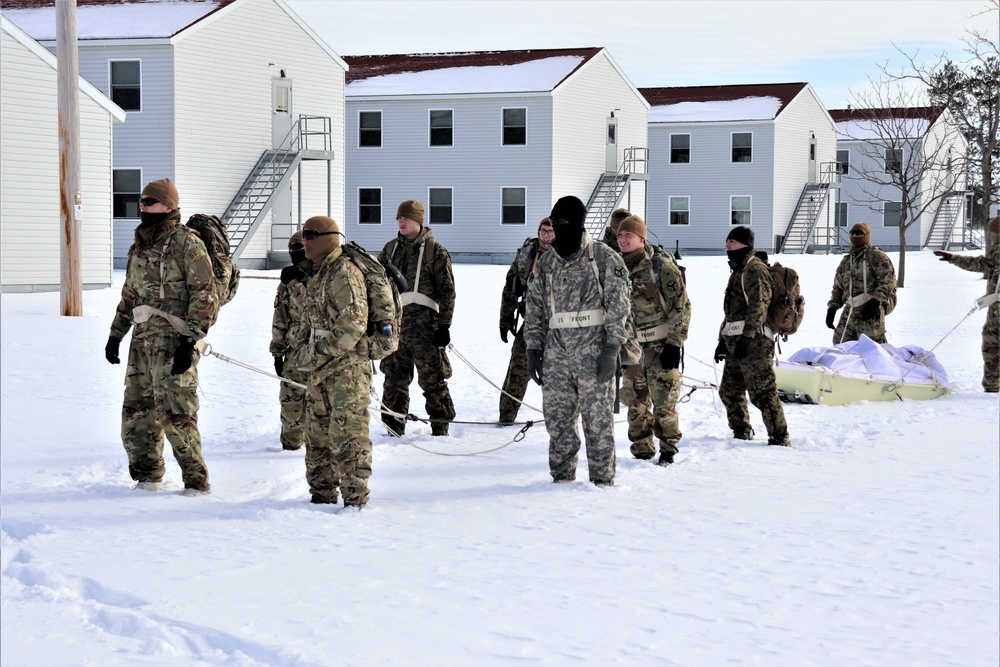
[286,0,997,108]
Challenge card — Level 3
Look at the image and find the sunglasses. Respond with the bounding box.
[288,243,304,251]
[301,229,338,241]
[850,230,865,236]
[139,197,159,207]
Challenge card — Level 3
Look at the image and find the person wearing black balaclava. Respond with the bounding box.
[105,177,218,496]
[714,225,791,447]
[522,195,632,486]
[270,230,314,451]
[826,222,897,345]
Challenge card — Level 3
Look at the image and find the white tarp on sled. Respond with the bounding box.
[774,334,953,405]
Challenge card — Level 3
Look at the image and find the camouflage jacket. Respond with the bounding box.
[721,250,771,338]
[296,246,369,382]
[625,245,691,348]
[524,235,631,352]
[379,227,456,332]
[827,245,897,313]
[270,260,314,363]
[110,213,218,341]
[947,243,1000,316]
[499,237,545,331]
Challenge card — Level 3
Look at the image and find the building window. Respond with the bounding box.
[113,169,141,218]
[883,201,902,227]
[836,202,848,227]
[110,60,141,111]
[731,132,752,163]
[670,134,690,164]
[501,187,526,224]
[359,111,382,148]
[837,149,850,175]
[731,196,752,225]
[429,109,453,147]
[428,188,453,224]
[669,196,690,225]
[502,108,526,146]
[358,188,381,224]
[885,148,902,174]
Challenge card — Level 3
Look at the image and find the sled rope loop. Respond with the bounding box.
[882,302,980,394]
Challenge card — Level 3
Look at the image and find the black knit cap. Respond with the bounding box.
[726,225,754,247]
[550,196,587,227]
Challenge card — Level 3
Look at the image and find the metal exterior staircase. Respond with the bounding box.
[223,115,334,261]
[923,191,966,250]
[584,147,648,240]
[780,162,838,254]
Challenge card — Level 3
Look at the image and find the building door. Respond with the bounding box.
[272,77,293,149]
[808,133,817,182]
[606,114,618,172]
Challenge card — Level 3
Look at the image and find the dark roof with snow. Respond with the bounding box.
[639,83,809,120]
[828,106,945,124]
[1,0,237,40]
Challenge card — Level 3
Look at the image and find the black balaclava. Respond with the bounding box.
[550,196,587,258]
[288,230,306,266]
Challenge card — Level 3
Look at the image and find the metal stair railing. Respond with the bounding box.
[780,162,836,254]
[923,191,966,250]
[583,147,647,240]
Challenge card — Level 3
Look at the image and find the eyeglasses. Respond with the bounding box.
[302,229,338,241]
[849,230,865,236]
[288,243,304,251]
[538,228,555,237]
[139,197,159,207]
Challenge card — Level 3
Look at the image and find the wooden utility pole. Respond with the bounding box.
[57,0,82,316]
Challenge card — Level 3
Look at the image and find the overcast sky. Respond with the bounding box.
[284,0,997,108]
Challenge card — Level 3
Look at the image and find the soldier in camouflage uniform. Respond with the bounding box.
[104,178,218,495]
[713,226,790,446]
[524,196,631,486]
[934,216,1000,393]
[295,216,372,507]
[601,208,632,252]
[498,218,553,424]
[378,200,457,436]
[270,231,314,450]
[616,215,692,465]
[826,222,897,344]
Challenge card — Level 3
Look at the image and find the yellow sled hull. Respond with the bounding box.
[774,361,952,406]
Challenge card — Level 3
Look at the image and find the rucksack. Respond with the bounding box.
[742,254,805,341]
[340,241,404,360]
[186,213,240,306]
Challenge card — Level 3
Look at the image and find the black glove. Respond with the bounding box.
[433,326,451,347]
[713,339,727,363]
[280,264,305,285]
[933,251,952,262]
[660,344,681,370]
[826,307,837,330]
[861,300,881,320]
[596,344,619,383]
[171,336,196,375]
[274,355,284,377]
[105,336,121,364]
[527,349,544,386]
[733,335,752,360]
[500,326,510,343]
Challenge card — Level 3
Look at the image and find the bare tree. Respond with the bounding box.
[837,81,965,287]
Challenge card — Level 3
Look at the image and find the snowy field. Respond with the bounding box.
[1,248,997,666]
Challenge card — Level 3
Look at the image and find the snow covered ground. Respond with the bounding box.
[2,248,997,666]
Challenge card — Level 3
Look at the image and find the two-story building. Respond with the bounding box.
[3,0,347,269]
[1,15,125,292]
[640,83,838,254]
[828,106,968,251]
[342,47,649,262]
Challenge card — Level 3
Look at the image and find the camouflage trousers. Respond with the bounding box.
[304,361,373,505]
[379,326,456,435]
[719,335,789,443]
[834,308,887,344]
[981,307,999,392]
[499,330,529,424]
[278,368,309,449]
[541,346,616,484]
[620,343,682,459]
[121,333,208,490]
